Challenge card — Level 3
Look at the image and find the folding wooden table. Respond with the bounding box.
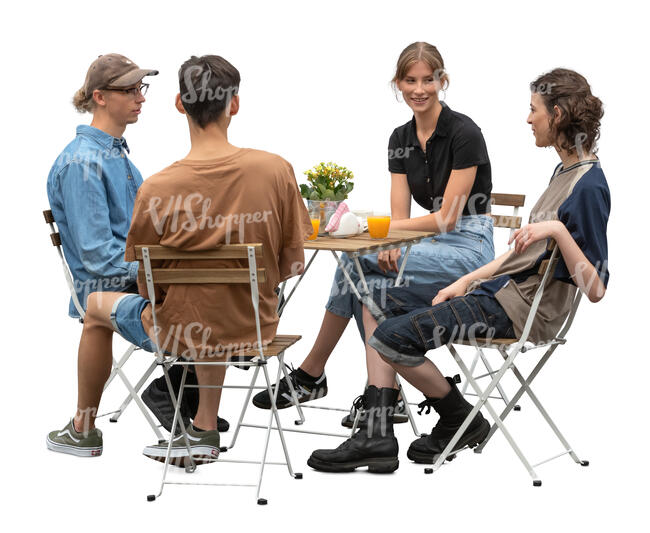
[278,229,437,319]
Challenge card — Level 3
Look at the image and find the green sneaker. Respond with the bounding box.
[143,425,220,468]
[46,419,103,457]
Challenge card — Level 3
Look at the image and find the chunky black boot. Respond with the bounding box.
[407,377,490,464]
[308,386,399,473]
[340,388,409,428]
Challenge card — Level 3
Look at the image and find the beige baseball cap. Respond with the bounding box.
[83,53,158,94]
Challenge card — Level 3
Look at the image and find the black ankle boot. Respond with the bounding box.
[407,377,490,464]
[340,388,409,429]
[308,386,399,473]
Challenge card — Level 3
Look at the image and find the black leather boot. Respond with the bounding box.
[308,386,399,473]
[407,377,490,464]
[340,388,409,428]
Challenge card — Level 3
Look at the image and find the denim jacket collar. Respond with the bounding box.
[76,124,130,153]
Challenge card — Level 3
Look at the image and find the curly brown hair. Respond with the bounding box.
[530,68,603,155]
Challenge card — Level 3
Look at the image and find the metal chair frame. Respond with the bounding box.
[139,244,301,505]
[458,193,526,410]
[43,209,163,441]
[423,242,590,486]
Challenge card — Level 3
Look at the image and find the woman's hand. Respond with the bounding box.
[377,248,402,273]
[509,221,563,254]
[432,277,471,306]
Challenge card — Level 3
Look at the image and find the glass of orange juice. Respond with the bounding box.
[367,214,391,239]
[308,218,320,240]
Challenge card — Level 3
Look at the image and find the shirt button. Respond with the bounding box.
[127,175,132,180]
[427,178,431,183]
[121,154,125,158]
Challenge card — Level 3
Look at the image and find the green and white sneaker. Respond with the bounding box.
[46,419,103,457]
[143,425,220,468]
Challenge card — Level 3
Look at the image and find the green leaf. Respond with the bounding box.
[309,190,320,200]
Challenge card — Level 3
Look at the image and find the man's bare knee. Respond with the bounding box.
[84,292,117,329]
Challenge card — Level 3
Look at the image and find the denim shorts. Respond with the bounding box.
[367,283,515,367]
[110,294,156,353]
[325,215,495,338]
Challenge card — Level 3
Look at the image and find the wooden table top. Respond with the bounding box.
[304,229,436,253]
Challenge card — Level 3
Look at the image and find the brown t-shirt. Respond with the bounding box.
[124,148,312,358]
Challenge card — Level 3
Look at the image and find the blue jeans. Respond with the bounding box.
[367,283,514,367]
[325,215,495,338]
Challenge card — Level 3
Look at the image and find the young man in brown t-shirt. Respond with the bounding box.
[46,55,312,464]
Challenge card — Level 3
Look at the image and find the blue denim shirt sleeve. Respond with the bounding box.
[59,160,138,282]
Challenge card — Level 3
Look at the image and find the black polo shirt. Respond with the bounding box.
[387,102,492,216]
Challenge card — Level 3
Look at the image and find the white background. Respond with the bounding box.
[1,0,647,530]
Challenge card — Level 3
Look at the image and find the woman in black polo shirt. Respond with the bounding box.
[252,42,494,423]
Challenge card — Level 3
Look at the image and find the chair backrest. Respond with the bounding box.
[518,239,582,347]
[134,244,267,360]
[490,193,525,251]
[43,209,86,319]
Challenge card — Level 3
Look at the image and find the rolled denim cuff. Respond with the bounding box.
[368,335,426,367]
[325,300,354,319]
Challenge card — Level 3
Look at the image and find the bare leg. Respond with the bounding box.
[192,360,226,431]
[362,305,398,388]
[381,356,451,399]
[299,310,349,377]
[74,291,130,433]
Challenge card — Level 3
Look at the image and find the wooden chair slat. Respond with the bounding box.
[135,244,263,260]
[491,193,526,207]
[230,335,302,358]
[145,268,267,284]
[490,214,522,229]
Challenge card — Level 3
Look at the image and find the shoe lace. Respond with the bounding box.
[351,394,366,412]
[275,363,299,395]
[417,398,437,416]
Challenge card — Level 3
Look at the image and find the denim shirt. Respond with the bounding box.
[47,125,143,318]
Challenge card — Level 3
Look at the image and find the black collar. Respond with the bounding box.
[405,101,452,147]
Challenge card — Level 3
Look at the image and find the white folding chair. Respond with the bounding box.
[43,209,163,441]
[423,241,590,485]
[138,244,302,505]
[457,193,527,410]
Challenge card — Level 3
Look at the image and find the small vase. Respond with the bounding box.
[307,199,342,235]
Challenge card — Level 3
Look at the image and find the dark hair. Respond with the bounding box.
[178,55,240,128]
[530,68,603,155]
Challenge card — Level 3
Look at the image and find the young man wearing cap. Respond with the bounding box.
[46,54,230,436]
[46,54,311,464]
[47,53,158,320]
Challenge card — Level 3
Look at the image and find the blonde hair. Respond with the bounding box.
[72,87,95,113]
[391,42,449,92]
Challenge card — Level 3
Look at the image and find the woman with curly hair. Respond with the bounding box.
[308,68,610,473]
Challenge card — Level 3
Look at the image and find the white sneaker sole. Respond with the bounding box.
[142,444,219,468]
[46,437,102,457]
